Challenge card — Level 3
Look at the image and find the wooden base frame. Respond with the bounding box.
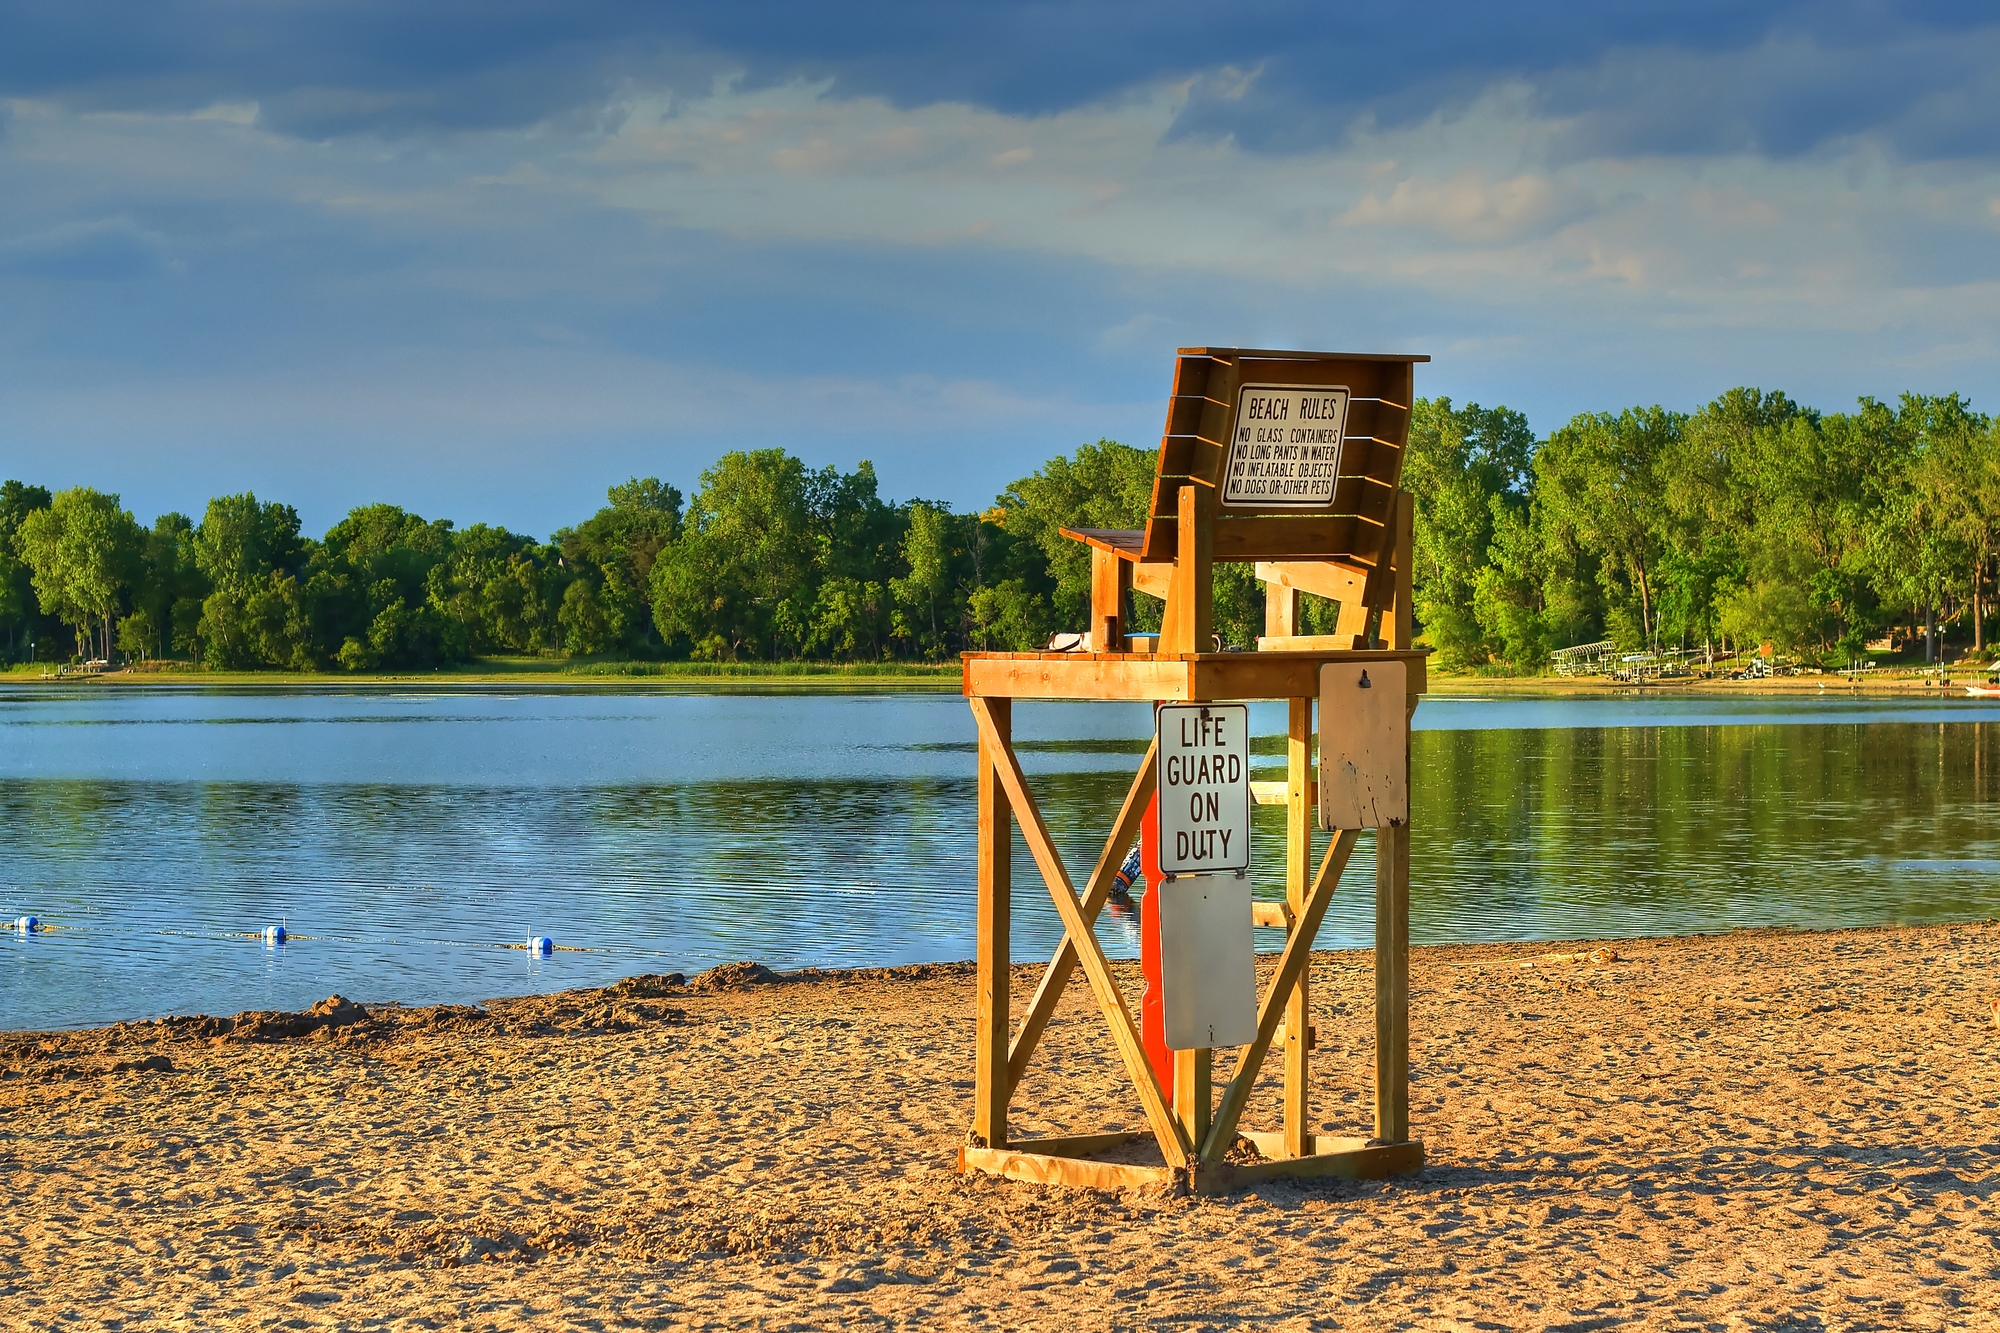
[959,1135,1424,1196]
[961,648,1425,1196]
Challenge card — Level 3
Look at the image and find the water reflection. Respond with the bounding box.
[0,688,1994,1030]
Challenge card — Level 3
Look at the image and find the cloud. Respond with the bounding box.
[5,2,1997,166]
[1340,171,1590,244]
[0,218,170,281]
[4,4,2000,535]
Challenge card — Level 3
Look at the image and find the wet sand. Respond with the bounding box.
[3,923,1997,1330]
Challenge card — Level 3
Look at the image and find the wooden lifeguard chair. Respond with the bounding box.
[959,347,1428,1194]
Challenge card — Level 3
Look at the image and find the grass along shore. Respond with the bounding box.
[0,652,1991,697]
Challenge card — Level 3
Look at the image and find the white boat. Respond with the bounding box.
[1968,684,2000,698]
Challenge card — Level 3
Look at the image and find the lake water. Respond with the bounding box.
[2,685,1996,1031]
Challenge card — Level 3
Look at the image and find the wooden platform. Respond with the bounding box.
[959,1134,1425,1196]
[962,648,1427,702]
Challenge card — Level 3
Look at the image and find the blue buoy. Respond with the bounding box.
[15,916,36,934]
[264,924,286,946]
[529,935,553,958]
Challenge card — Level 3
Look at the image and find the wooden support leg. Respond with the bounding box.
[1265,583,1298,639]
[975,698,1011,1148]
[1284,696,1312,1158]
[1374,820,1410,1143]
[1201,831,1360,1167]
[1165,482,1214,654]
[1175,1048,1212,1147]
[971,699,1190,1168]
[1090,545,1125,652]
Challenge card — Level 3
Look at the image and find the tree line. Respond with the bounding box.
[1,386,1994,672]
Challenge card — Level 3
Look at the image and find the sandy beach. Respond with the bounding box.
[3,923,1997,1331]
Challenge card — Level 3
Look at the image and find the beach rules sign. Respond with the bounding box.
[1221,383,1350,508]
[1156,703,1250,875]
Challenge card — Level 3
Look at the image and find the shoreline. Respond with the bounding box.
[5,921,1996,1328]
[1,663,1991,699]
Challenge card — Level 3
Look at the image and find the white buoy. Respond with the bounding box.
[529,935,553,958]
[264,924,286,946]
[14,916,36,934]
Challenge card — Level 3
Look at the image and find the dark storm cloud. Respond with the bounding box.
[4,1,1997,159]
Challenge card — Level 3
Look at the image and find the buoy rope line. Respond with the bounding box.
[144,927,602,953]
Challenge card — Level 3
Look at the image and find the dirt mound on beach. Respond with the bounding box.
[686,960,782,991]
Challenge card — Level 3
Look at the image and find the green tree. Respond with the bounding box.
[1536,407,1683,649]
[1403,398,1537,666]
[651,450,817,660]
[0,481,54,662]
[14,488,143,662]
[997,440,1156,632]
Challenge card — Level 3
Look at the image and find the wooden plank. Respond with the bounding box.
[975,697,1011,1148]
[1091,544,1125,652]
[1389,491,1414,651]
[1264,579,1298,638]
[1212,514,1371,562]
[961,649,1428,703]
[1257,633,1369,653]
[1132,561,1172,601]
[1164,480,1213,653]
[1176,356,1413,401]
[1178,346,1430,365]
[959,1146,1178,1193]
[1189,650,1427,703]
[1193,1139,1424,1193]
[1240,1131,1373,1158]
[1059,527,1144,556]
[1007,743,1158,1093]
[1249,899,1292,930]
[1375,819,1411,1143]
[991,1130,1146,1159]
[1256,561,1369,606]
[1336,591,1372,644]
[963,654,1192,701]
[1284,695,1312,1159]
[1174,1047,1212,1148]
[970,699,1191,1168]
[1199,829,1361,1167]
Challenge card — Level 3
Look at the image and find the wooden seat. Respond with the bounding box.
[1059,347,1423,653]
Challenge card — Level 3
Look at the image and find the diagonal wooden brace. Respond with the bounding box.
[970,698,1190,1168]
[1200,829,1360,1167]
[1008,741,1157,1093]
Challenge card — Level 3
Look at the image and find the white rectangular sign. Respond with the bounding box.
[1221,382,1350,508]
[1158,875,1258,1050]
[1157,703,1250,874]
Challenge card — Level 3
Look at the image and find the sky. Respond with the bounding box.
[4,1,1999,537]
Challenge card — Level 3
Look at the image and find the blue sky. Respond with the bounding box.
[4,1,1999,536]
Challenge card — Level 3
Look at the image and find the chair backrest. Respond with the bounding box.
[1141,347,1425,573]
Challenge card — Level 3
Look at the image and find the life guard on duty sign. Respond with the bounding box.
[1156,703,1250,875]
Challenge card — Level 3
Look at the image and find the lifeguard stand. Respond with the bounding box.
[959,347,1429,1194]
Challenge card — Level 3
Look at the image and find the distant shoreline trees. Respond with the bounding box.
[2,387,1995,672]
